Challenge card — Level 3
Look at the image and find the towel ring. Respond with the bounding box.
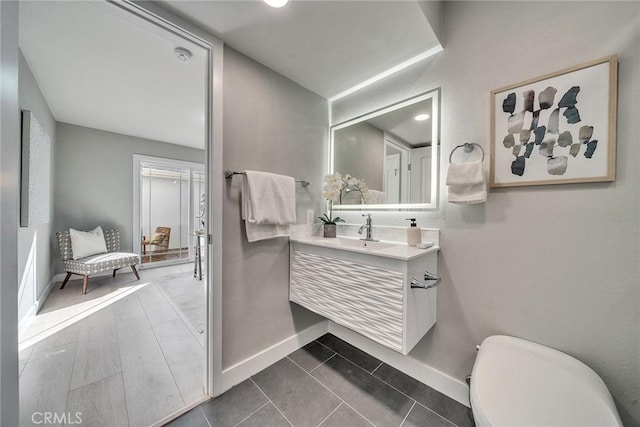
[449,143,485,163]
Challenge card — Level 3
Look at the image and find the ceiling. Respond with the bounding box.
[368,98,433,145]
[19,1,441,150]
[19,1,207,149]
[158,1,441,99]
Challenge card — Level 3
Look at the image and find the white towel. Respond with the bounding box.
[446,160,487,204]
[368,190,387,204]
[242,170,297,242]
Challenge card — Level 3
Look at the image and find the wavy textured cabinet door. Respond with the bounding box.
[290,250,404,351]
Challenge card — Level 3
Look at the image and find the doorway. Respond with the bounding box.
[16,1,221,425]
[134,155,205,267]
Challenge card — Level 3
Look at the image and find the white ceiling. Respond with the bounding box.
[158,0,441,99]
[19,1,207,149]
[19,1,440,150]
[368,98,433,145]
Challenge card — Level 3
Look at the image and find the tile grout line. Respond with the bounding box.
[232,401,270,427]
[307,352,337,374]
[413,400,459,427]
[399,401,416,427]
[139,285,189,409]
[288,355,376,427]
[314,402,343,427]
[63,334,81,426]
[368,365,457,427]
[315,339,381,375]
[154,279,205,349]
[318,337,463,427]
[198,406,213,427]
[328,353,419,423]
[114,302,132,427]
[249,377,295,427]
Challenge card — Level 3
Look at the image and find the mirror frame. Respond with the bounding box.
[330,89,440,210]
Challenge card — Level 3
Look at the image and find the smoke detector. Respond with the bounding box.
[174,47,193,62]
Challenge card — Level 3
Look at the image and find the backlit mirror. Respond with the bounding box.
[330,89,440,210]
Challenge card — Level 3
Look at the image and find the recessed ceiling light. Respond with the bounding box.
[264,0,289,8]
[174,47,193,62]
[414,113,430,121]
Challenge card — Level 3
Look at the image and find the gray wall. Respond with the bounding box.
[0,1,21,424]
[222,46,327,369]
[53,123,205,273]
[334,122,384,192]
[332,2,640,425]
[18,50,56,323]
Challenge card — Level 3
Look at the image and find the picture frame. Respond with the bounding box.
[21,110,51,227]
[490,55,617,188]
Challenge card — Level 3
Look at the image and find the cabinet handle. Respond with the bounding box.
[410,270,441,290]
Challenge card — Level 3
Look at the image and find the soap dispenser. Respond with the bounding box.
[406,218,421,247]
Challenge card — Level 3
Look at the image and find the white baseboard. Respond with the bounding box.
[218,318,469,408]
[18,305,37,337]
[18,275,58,337]
[328,322,470,407]
[221,320,329,392]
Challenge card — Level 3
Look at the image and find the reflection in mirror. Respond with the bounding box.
[331,90,440,209]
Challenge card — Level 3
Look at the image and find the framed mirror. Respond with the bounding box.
[330,89,440,210]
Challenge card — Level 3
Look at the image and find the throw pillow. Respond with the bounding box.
[69,226,108,260]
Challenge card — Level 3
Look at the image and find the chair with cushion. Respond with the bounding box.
[57,227,140,294]
[141,226,171,261]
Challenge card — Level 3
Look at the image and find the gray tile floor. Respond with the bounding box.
[19,263,206,427]
[167,335,473,427]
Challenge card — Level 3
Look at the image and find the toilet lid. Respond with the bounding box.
[470,335,622,427]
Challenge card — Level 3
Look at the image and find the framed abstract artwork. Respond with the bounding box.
[21,110,51,227]
[490,56,617,188]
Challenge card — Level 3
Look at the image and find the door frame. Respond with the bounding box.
[132,155,205,268]
[107,0,225,401]
[384,134,411,203]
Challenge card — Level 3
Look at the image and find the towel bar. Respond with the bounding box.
[224,170,310,188]
[410,270,441,290]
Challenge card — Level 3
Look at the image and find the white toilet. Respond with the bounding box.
[470,335,622,427]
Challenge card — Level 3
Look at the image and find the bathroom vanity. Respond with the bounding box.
[289,235,439,355]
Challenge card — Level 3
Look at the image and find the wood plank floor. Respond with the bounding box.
[19,263,206,427]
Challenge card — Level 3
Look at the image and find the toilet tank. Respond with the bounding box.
[470,335,622,427]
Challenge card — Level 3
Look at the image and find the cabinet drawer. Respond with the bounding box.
[290,250,404,351]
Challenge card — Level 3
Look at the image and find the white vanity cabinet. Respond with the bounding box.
[289,236,439,355]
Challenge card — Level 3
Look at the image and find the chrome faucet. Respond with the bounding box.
[358,214,377,241]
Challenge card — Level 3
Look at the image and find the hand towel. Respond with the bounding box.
[242,170,296,242]
[446,160,487,204]
[368,190,387,204]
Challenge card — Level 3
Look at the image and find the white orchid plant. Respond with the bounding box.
[320,172,370,224]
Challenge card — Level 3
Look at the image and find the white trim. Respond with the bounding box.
[221,320,329,392]
[216,317,469,408]
[132,154,205,263]
[18,275,59,338]
[150,395,210,427]
[384,134,411,204]
[328,46,443,103]
[328,322,470,407]
[111,0,225,399]
[18,305,36,338]
[36,276,57,313]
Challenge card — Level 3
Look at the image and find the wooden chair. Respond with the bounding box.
[141,226,171,261]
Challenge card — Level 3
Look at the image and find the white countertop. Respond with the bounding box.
[290,235,439,261]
